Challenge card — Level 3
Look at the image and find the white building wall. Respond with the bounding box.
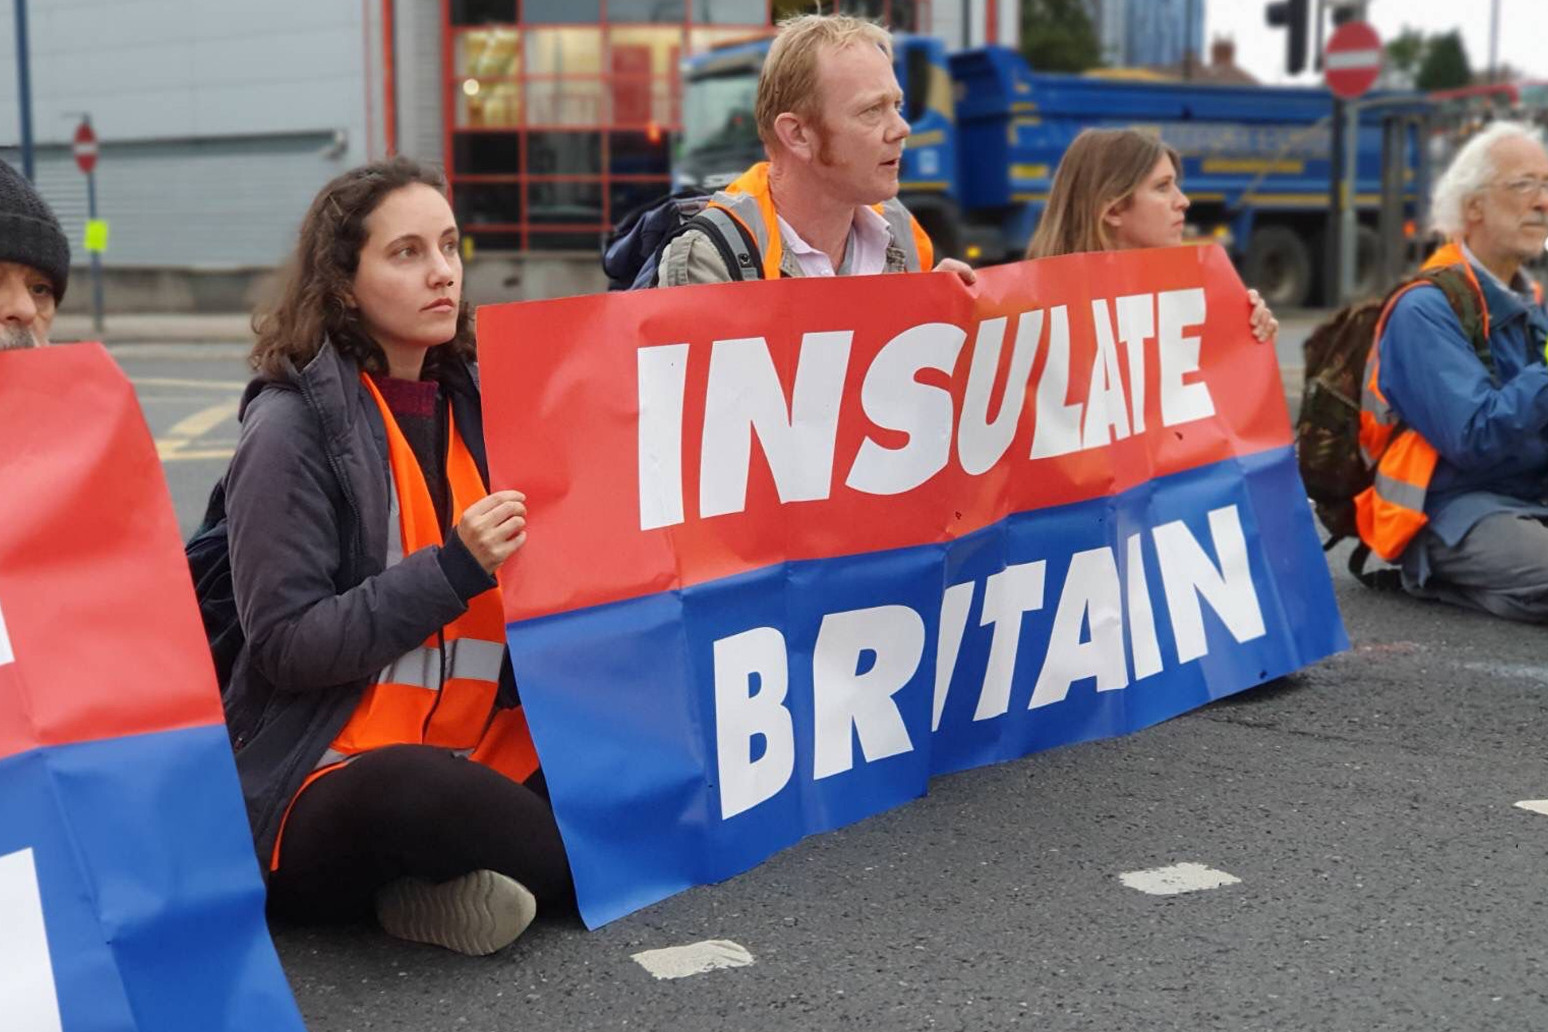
[0,0,376,269]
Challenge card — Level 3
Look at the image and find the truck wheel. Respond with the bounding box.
[1244,225,1313,309]
[1351,225,1382,300]
[908,203,962,263]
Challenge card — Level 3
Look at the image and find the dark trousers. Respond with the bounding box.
[267,744,575,921]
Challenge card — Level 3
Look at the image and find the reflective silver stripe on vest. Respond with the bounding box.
[1371,468,1428,512]
[876,199,925,271]
[710,191,772,270]
[376,636,506,690]
[384,462,405,568]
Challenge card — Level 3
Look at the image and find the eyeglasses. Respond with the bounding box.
[1497,177,1548,198]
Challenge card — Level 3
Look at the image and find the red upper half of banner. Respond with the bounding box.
[0,344,223,763]
[479,245,1290,623]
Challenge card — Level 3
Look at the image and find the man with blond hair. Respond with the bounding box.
[1357,121,1548,621]
[0,159,68,349]
[657,13,973,285]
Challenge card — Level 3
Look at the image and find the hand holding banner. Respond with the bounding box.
[0,345,306,1031]
[478,245,1347,927]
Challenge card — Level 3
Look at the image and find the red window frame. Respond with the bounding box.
[442,0,933,251]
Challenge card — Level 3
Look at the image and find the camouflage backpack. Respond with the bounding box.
[1294,266,1492,585]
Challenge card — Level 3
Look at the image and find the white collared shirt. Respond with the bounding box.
[776,206,892,278]
[1460,240,1537,303]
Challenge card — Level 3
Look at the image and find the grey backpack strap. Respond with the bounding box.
[685,206,764,282]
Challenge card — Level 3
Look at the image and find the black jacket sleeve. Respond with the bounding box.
[226,389,474,693]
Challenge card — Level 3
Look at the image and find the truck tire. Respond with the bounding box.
[1351,225,1382,300]
[1244,224,1314,309]
[905,198,962,263]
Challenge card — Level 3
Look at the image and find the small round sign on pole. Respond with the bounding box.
[1325,21,1383,101]
[73,120,98,175]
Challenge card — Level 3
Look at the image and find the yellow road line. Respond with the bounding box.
[156,400,240,460]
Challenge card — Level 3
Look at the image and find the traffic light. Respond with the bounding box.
[1265,0,1310,75]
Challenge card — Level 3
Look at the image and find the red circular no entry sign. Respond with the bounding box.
[73,120,97,175]
[1325,21,1383,101]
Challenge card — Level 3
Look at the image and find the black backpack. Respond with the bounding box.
[185,477,243,692]
[602,191,764,290]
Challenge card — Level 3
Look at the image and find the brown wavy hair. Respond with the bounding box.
[1026,129,1182,259]
[250,157,475,380]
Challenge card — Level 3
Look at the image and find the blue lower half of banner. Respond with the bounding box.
[0,726,306,1032]
[509,445,1348,927]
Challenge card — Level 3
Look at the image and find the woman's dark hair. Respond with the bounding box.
[250,156,475,379]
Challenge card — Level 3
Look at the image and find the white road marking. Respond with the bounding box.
[1514,800,1548,816]
[156,400,240,460]
[631,939,754,980]
[1119,862,1241,896]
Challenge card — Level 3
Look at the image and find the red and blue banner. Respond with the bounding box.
[0,345,306,1030]
[478,245,1347,928]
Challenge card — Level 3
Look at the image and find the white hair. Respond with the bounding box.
[1431,120,1547,238]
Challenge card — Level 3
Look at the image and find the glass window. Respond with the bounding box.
[528,228,603,249]
[526,131,602,175]
[527,180,604,228]
[457,28,521,78]
[453,131,523,174]
[525,27,603,75]
[693,0,769,25]
[450,0,516,25]
[458,81,525,128]
[608,0,686,22]
[523,0,601,22]
[836,0,885,20]
[465,229,524,251]
[608,131,671,176]
[770,0,818,24]
[455,184,526,226]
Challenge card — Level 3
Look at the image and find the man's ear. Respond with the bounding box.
[773,111,815,163]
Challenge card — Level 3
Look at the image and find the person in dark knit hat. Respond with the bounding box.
[0,159,69,349]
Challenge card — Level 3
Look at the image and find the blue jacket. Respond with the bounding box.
[1375,259,1548,574]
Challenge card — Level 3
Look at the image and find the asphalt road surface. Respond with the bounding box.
[112,327,1548,1032]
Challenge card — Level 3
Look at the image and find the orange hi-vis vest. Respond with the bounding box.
[270,374,539,870]
[708,162,934,280]
[1355,242,1544,561]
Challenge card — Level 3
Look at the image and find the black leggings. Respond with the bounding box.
[267,744,575,922]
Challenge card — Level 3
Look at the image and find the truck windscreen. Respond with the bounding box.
[682,70,760,157]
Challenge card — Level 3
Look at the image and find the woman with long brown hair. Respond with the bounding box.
[1028,128,1278,341]
[221,157,571,956]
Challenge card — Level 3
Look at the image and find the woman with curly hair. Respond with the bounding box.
[222,157,570,956]
[1028,128,1279,342]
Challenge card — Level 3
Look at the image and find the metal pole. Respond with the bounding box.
[1325,98,1346,305]
[86,167,103,335]
[1339,101,1361,303]
[1489,0,1501,85]
[14,0,35,181]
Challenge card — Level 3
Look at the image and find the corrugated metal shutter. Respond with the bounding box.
[5,134,348,269]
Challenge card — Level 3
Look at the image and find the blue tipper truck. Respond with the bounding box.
[674,35,1427,307]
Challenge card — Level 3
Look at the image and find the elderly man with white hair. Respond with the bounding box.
[0,159,68,349]
[1356,120,1548,621]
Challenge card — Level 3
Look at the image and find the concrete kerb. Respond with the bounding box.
[51,313,255,347]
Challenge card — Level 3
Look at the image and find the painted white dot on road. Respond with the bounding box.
[1514,800,1548,816]
[631,939,754,980]
[1119,862,1241,896]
